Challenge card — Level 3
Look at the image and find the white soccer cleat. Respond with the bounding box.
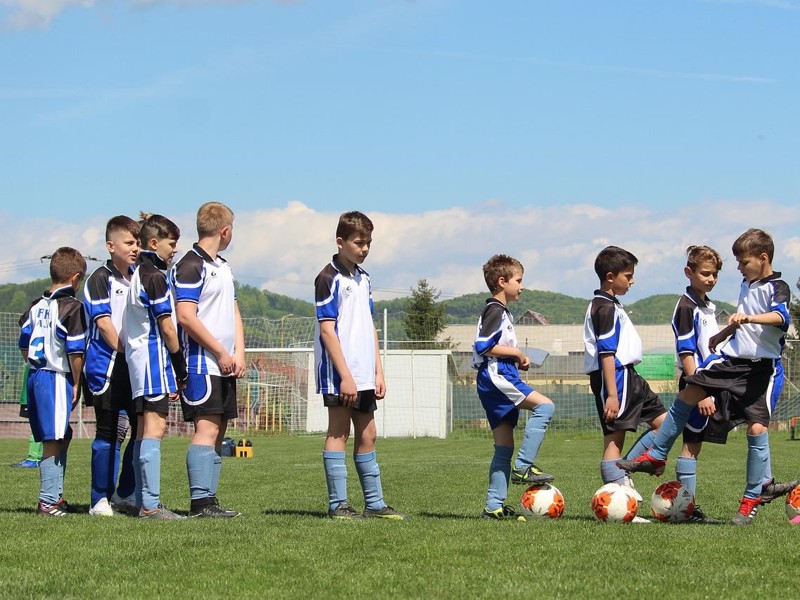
[89,497,115,517]
[631,516,652,524]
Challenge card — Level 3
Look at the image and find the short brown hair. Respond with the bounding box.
[594,246,637,282]
[686,245,722,271]
[197,202,234,238]
[49,247,87,284]
[138,212,181,246]
[732,228,774,262]
[105,215,140,242]
[482,254,524,293]
[336,211,373,240]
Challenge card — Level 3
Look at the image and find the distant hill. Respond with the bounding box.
[626,294,737,325]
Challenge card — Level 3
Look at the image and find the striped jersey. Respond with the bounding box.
[722,272,791,360]
[672,286,720,370]
[19,286,86,374]
[583,290,642,374]
[125,251,178,397]
[472,299,517,369]
[83,260,132,394]
[314,255,376,394]
[170,243,237,377]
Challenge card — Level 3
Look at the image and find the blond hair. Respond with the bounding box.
[686,245,722,271]
[197,202,234,238]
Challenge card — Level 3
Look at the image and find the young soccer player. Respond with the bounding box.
[83,215,140,516]
[473,255,555,520]
[18,247,87,516]
[126,213,187,520]
[618,229,797,525]
[315,211,407,520]
[172,202,243,518]
[583,246,666,522]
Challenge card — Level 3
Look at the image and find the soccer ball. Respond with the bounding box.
[785,486,800,519]
[591,483,638,523]
[650,481,695,523]
[519,484,565,519]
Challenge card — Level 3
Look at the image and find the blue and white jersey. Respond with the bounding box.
[722,273,791,360]
[125,251,178,397]
[672,286,720,371]
[171,244,237,377]
[19,286,86,374]
[472,299,518,369]
[583,290,642,374]
[83,261,132,394]
[314,255,376,394]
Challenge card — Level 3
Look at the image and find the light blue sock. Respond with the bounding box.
[514,403,554,471]
[600,460,626,485]
[323,450,348,511]
[58,448,67,497]
[676,456,697,498]
[139,438,162,511]
[486,445,514,511]
[210,450,222,497]
[133,440,143,508]
[187,444,216,502]
[117,439,136,499]
[762,440,774,487]
[355,451,387,511]
[745,433,769,500]
[39,456,60,505]
[625,429,656,460]
[91,438,114,505]
[650,399,693,461]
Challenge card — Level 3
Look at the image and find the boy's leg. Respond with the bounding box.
[39,440,63,505]
[324,406,353,515]
[187,415,221,515]
[90,402,118,509]
[512,393,554,484]
[624,429,656,461]
[677,443,701,498]
[601,431,628,485]
[115,410,137,500]
[132,413,144,509]
[139,410,167,511]
[486,422,514,512]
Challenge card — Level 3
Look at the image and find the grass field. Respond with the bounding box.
[1,431,799,598]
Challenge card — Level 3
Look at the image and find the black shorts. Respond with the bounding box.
[591,366,666,436]
[181,374,238,422]
[323,390,377,413]
[135,394,170,415]
[88,360,134,413]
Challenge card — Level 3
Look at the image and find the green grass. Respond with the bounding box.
[1,432,799,598]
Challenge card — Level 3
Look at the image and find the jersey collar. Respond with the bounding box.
[593,289,620,305]
[46,285,76,300]
[331,254,364,278]
[684,286,710,308]
[105,259,134,279]
[192,243,226,264]
[747,271,782,286]
[138,250,168,271]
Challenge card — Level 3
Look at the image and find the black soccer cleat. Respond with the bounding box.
[759,479,798,505]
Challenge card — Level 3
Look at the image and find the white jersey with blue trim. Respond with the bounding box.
[672,286,720,370]
[171,244,237,377]
[472,299,517,369]
[19,286,86,374]
[583,290,642,374]
[83,261,132,394]
[125,251,178,397]
[722,272,791,360]
[314,256,376,394]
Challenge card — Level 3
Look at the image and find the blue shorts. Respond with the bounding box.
[27,369,74,443]
[477,359,534,430]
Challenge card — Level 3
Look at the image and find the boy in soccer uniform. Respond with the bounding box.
[11,365,44,468]
[83,215,140,516]
[18,247,87,517]
[315,211,407,520]
[584,246,666,522]
[473,255,555,520]
[126,213,188,520]
[619,229,797,525]
[172,202,243,518]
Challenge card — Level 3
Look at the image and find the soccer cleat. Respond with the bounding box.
[631,516,652,524]
[615,451,666,476]
[209,496,241,517]
[790,515,800,525]
[363,505,410,520]
[55,497,77,513]
[110,492,140,516]
[11,459,39,468]
[328,502,366,520]
[190,503,241,519]
[622,476,643,502]
[759,479,798,505]
[139,505,187,520]
[511,464,555,485]
[37,500,69,517]
[731,496,760,526]
[686,505,723,524]
[89,497,114,517]
[481,505,526,521]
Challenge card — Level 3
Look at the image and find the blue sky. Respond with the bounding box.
[1,0,799,306]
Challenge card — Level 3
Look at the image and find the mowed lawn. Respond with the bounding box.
[1,431,799,599]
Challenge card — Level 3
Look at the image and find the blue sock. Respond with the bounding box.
[116,439,136,499]
[745,433,769,500]
[600,460,626,485]
[210,450,222,497]
[58,448,67,497]
[39,456,60,505]
[91,438,114,506]
[139,438,162,511]
[187,444,216,502]
[486,445,513,511]
[133,440,143,508]
[112,441,122,493]
[514,403,554,471]
[323,450,348,511]
[676,456,697,498]
[355,451,387,511]
[762,440,774,487]
[650,399,693,461]
[625,429,656,460]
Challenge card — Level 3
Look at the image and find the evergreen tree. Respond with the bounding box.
[402,279,448,347]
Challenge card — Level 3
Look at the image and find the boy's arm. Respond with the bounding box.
[68,354,83,408]
[175,301,235,375]
[319,320,357,406]
[157,314,187,388]
[95,316,123,353]
[599,353,619,422]
[232,302,246,378]
[485,345,529,369]
[373,326,385,399]
[728,312,784,327]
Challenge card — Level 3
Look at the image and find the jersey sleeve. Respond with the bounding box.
[58,299,87,356]
[83,268,112,322]
[171,257,204,304]
[142,269,174,319]
[672,302,698,356]
[474,304,504,356]
[315,269,339,322]
[592,302,619,355]
[770,280,791,332]
[18,306,33,350]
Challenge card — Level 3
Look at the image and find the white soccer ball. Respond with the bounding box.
[519,484,565,519]
[785,486,800,519]
[650,481,695,523]
[591,483,638,523]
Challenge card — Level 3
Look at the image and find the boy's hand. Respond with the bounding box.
[518,352,531,371]
[604,395,620,422]
[232,353,246,378]
[168,391,181,402]
[375,373,386,400]
[339,377,358,407]
[216,351,235,376]
[697,396,716,416]
[71,386,81,409]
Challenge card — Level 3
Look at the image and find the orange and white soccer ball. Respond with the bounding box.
[591,483,638,523]
[785,486,800,519]
[650,481,695,523]
[519,484,565,519]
